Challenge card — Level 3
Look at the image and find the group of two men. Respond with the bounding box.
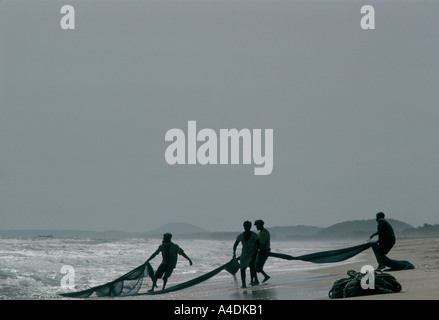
[233,219,270,288]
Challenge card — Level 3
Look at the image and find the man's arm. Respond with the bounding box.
[176,245,192,265]
[232,239,240,258]
[181,251,193,265]
[146,247,160,262]
[370,220,385,239]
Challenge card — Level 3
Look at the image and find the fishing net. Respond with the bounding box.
[269,242,373,263]
[328,270,402,299]
[138,258,240,296]
[59,262,155,298]
[60,258,240,298]
[269,242,415,270]
[380,254,415,271]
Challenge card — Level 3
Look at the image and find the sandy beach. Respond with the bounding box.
[126,237,439,301]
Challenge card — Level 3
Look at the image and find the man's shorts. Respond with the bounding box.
[155,263,175,280]
[255,251,270,271]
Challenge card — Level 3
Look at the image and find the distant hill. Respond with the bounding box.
[315,219,413,239]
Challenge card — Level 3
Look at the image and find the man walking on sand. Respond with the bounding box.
[253,219,271,285]
[233,221,259,288]
[146,233,193,291]
[370,212,396,271]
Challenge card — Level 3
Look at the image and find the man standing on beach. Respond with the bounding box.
[253,219,271,284]
[146,233,193,291]
[370,212,396,271]
[233,221,259,288]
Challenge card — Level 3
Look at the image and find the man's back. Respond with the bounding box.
[258,228,270,252]
[159,241,184,267]
[377,218,395,246]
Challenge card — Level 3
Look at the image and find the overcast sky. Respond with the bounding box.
[1,1,438,232]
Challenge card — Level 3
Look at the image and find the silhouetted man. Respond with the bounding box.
[146,233,192,291]
[253,219,271,284]
[233,221,259,288]
[370,212,396,271]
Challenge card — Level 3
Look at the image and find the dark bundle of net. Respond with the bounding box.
[329,270,402,299]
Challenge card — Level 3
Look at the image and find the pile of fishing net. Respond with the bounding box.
[328,270,402,299]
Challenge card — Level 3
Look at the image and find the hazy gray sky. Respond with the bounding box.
[1,1,438,232]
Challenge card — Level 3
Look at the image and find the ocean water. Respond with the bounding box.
[0,235,363,300]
